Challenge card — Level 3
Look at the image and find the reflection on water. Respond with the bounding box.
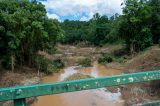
[31,64,125,106]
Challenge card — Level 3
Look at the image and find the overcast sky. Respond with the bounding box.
[37,0,123,21]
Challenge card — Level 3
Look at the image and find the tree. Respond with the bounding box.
[87,13,111,46]
[0,0,62,71]
[119,0,152,54]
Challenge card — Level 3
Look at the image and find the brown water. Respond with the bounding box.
[31,64,125,106]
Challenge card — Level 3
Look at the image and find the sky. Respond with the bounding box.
[37,0,123,21]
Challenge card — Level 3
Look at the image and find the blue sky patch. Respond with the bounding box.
[37,0,123,21]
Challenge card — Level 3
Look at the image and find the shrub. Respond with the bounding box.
[52,59,64,69]
[98,54,113,64]
[36,56,48,72]
[114,56,128,63]
[78,57,92,67]
[36,56,64,74]
[45,63,55,74]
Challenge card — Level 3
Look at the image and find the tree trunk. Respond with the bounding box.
[11,55,15,72]
[130,42,136,56]
[38,67,40,76]
[130,43,134,56]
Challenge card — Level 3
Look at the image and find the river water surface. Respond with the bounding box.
[32,64,125,106]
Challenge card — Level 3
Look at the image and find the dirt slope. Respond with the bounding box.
[120,46,160,106]
[125,45,160,72]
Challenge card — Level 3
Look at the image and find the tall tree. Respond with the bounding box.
[0,0,62,70]
[119,0,152,54]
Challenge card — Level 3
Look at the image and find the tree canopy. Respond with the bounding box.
[0,0,62,70]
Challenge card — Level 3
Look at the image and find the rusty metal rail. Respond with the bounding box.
[0,70,160,106]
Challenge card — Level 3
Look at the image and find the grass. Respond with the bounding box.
[64,73,92,81]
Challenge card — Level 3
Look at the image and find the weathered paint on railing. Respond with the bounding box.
[0,70,160,106]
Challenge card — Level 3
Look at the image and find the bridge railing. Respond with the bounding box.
[0,70,160,106]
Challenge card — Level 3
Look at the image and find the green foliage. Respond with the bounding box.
[87,13,111,46]
[46,59,64,74]
[36,56,64,74]
[98,54,113,64]
[119,0,153,53]
[0,0,62,70]
[1,56,12,70]
[60,13,122,46]
[98,48,129,64]
[60,20,89,44]
[149,0,160,44]
[46,47,57,55]
[52,59,64,69]
[36,56,48,72]
[106,16,123,44]
[78,57,92,67]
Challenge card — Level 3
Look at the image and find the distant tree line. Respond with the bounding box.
[60,13,122,45]
[60,0,160,54]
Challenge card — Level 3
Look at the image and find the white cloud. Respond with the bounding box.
[41,0,123,21]
[80,12,94,21]
[47,13,60,20]
[47,13,61,21]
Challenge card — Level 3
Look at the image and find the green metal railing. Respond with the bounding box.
[0,70,160,106]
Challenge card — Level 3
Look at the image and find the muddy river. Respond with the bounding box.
[31,64,125,106]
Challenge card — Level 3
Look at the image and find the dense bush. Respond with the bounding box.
[98,54,113,64]
[78,57,92,67]
[1,55,13,70]
[98,50,129,64]
[36,56,64,74]
[52,59,64,69]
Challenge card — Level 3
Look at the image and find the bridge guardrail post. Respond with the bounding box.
[14,98,26,106]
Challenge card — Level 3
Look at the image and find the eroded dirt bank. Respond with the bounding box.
[104,45,160,105]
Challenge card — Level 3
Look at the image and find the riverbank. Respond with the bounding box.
[0,66,44,106]
[106,45,160,105]
[0,44,160,106]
